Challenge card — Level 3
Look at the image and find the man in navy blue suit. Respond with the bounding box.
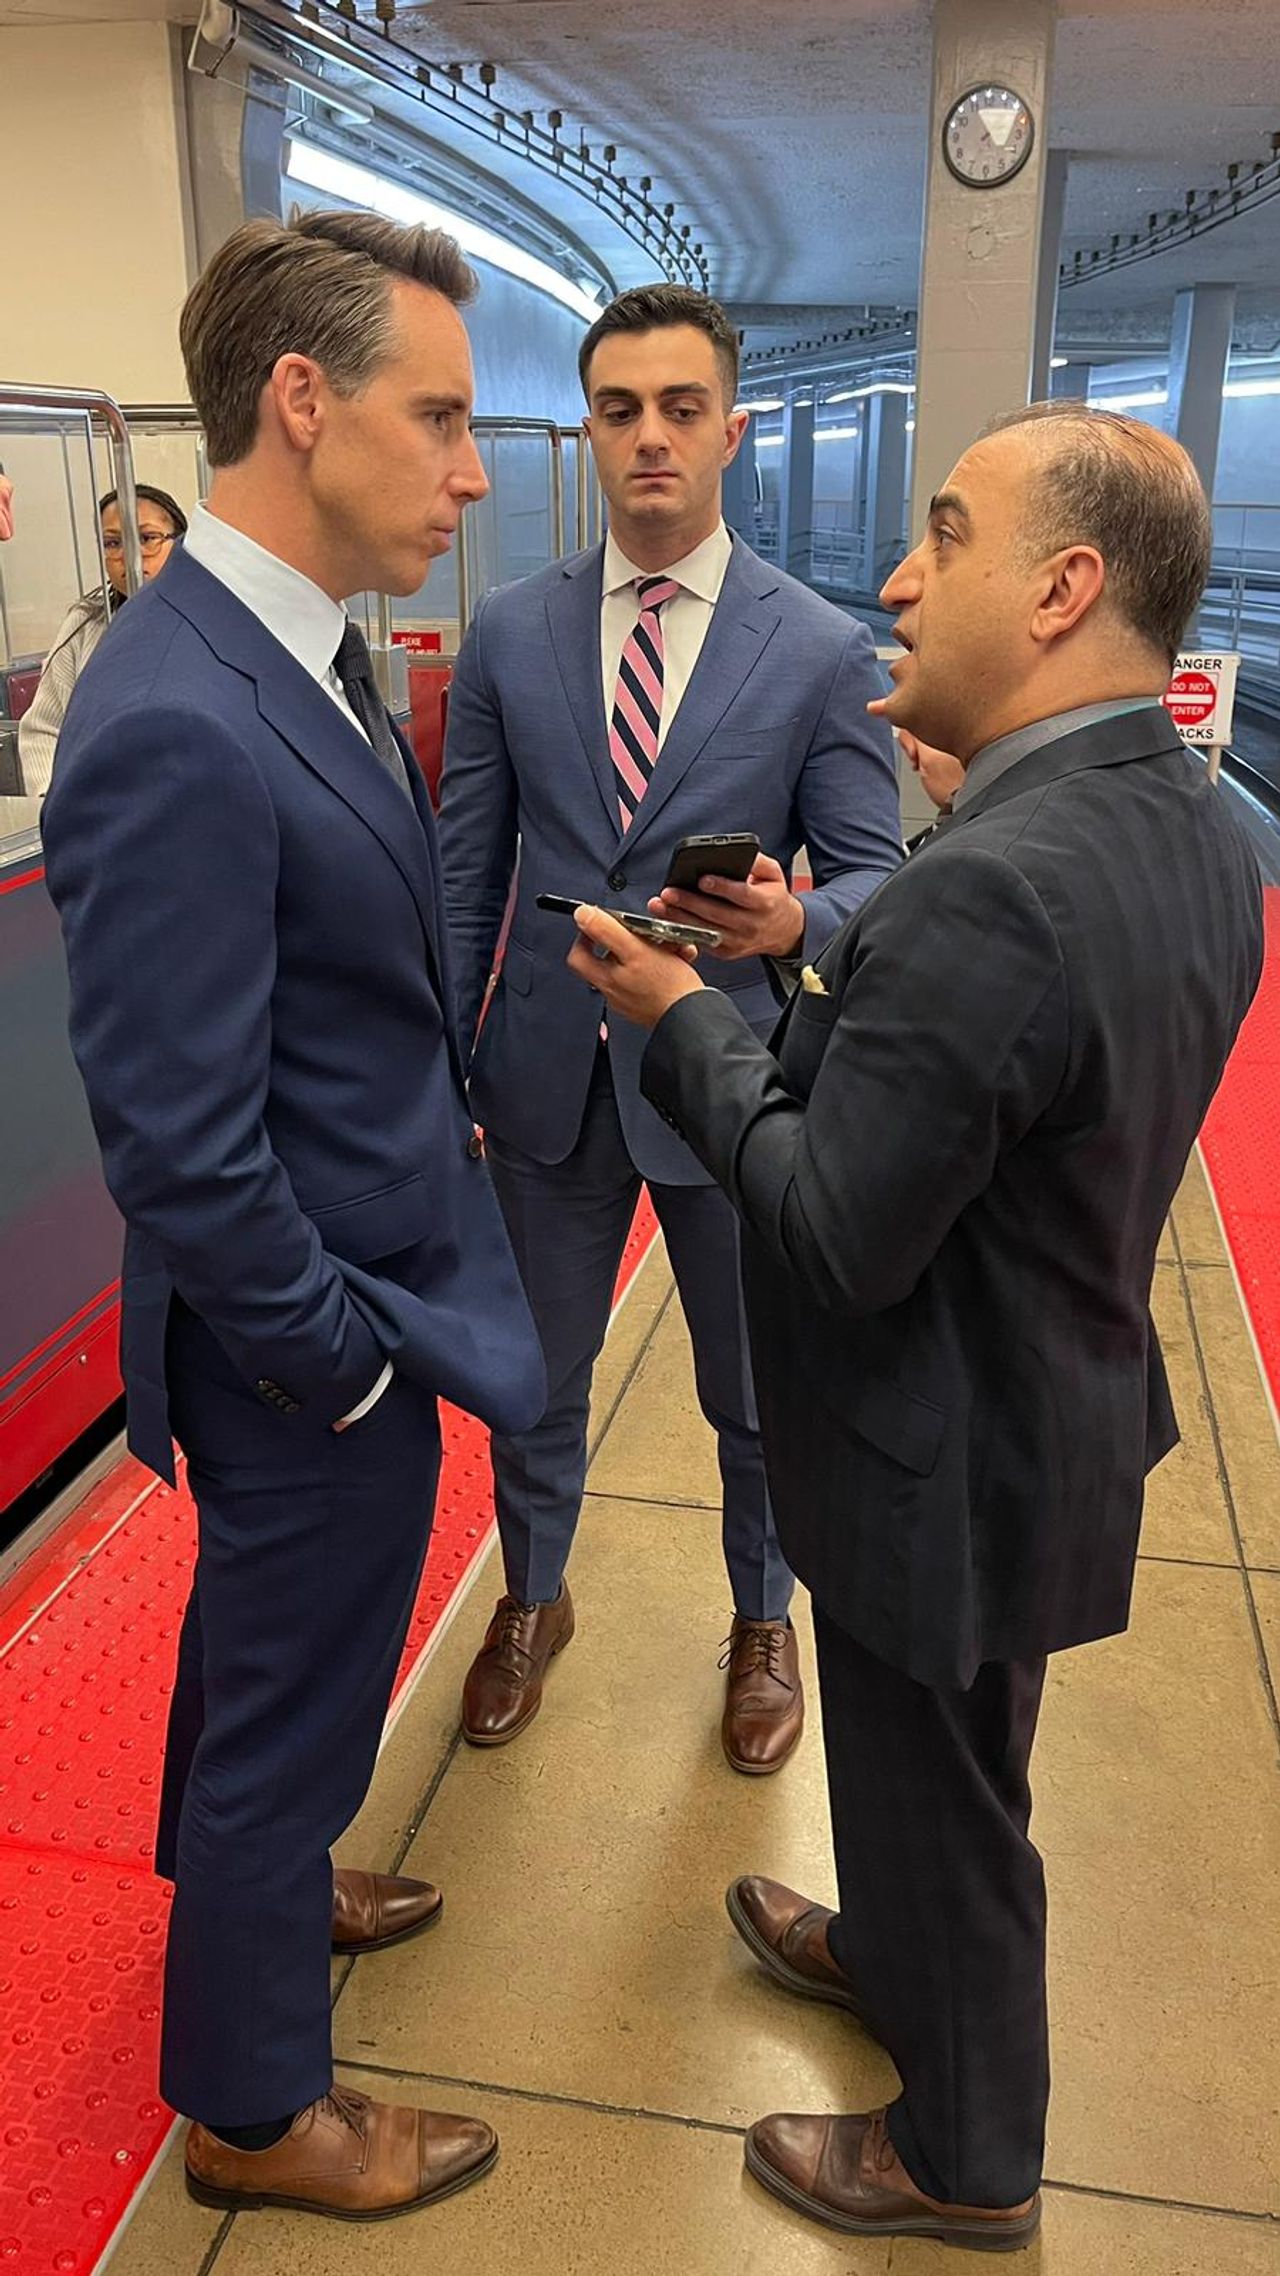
[439,287,902,1772]
[42,212,545,2224]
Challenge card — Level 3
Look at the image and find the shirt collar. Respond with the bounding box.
[954,697,1165,811]
[602,520,733,604]
[183,502,349,687]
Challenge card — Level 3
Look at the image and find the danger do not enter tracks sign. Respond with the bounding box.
[1162,652,1240,747]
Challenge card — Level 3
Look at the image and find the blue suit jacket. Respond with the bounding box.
[41,549,545,1484]
[438,535,903,1183]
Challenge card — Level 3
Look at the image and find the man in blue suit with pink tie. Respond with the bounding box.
[42,212,545,2225]
[439,287,902,1772]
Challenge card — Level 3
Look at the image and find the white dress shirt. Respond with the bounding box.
[183,503,391,1427]
[600,520,733,746]
[182,503,372,747]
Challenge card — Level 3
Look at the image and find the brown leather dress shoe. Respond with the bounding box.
[185,2086,497,2221]
[725,1875,866,2021]
[461,1586,575,1745]
[744,2107,1041,2251]
[720,1617,804,1773]
[331,1868,443,1955]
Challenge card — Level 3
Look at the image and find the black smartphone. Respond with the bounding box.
[663,832,761,894]
[535,892,721,950]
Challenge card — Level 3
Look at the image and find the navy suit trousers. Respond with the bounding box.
[154,1301,441,2125]
[814,1605,1049,2207]
[485,1047,793,1622]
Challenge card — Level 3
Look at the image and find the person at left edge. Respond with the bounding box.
[41,211,545,2225]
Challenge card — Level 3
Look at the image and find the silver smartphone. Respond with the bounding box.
[534,893,721,949]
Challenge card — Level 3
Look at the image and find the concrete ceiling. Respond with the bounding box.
[5,0,1278,347]
[383,0,1280,344]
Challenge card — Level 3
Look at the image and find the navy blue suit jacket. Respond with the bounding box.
[42,549,545,1484]
[438,535,903,1183]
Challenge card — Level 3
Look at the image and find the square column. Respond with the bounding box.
[910,0,1057,536]
[862,389,909,590]
[722,420,758,541]
[778,394,815,582]
[1166,284,1237,499]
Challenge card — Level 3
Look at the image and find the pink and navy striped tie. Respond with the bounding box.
[609,575,681,831]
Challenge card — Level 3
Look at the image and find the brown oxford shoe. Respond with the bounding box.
[745,2107,1041,2251]
[721,1616,804,1773]
[331,1868,443,1955]
[725,1876,867,2022]
[461,1585,575,1746]
[185,2085,497,2221]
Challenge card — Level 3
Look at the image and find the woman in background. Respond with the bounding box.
[18,484,187,794]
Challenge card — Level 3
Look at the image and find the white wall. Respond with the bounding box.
[0,21,194,402]
[0,20,198,654]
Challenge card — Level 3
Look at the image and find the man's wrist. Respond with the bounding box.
[774,895,806,958]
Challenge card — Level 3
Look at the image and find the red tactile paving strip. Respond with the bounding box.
[0,1193,658,2275]
[1200,887,1280,1415]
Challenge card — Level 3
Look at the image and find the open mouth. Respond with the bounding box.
[892,624,916,654]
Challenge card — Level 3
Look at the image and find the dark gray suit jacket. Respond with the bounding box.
[642,707,1265,1686]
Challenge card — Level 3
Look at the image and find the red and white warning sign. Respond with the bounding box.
[1162,651,1239,747]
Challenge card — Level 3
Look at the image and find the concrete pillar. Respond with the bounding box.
[863,389,909,590]
[778,394,815,582]
[1166,284,1236,500]
[1031,150,1069,399]
[910,0,1057,538]
[722,420,758,541]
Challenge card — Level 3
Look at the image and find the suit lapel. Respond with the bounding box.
[621,539,782,855]
[161,551,449,1008]
[545,547,620,837]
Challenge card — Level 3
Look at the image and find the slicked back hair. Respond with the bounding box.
[181,209,477,467]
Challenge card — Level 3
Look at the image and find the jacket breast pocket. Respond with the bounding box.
[308,1173,435,1263]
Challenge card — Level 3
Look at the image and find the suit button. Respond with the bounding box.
[466,1131,484,1159]
[608,868,626,892]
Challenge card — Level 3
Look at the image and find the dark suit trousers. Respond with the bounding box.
[485,1046,793,1621]
[813,1604,1049,2208]
[154,1302,441,2125]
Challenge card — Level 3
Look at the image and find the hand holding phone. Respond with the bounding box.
[535,892,721,950]
[662,832,760,894]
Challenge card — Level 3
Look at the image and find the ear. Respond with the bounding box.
[265,353,326,456]
[1029,544,1107,646]
[582,412,593,446]
[722,406,750,467]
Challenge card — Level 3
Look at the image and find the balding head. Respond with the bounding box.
[984,402,1211,668]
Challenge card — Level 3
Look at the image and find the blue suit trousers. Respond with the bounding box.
[154,1300,441,2125]
[485,1048,794,1623]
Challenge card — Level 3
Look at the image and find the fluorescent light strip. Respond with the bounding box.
[286,139,605,324]
[756,427,861,447]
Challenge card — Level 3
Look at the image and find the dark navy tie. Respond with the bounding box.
[333,621,412,800]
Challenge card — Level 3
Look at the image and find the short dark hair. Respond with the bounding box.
[578,285,740,408]
[181,209,477,467]
[986,400,1212,667]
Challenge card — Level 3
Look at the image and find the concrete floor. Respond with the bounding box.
[109,1150,1280,2275]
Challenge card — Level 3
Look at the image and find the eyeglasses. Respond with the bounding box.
[102,531,177,557]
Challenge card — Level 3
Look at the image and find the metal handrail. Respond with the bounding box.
[458,418,570,637]
[0,382,142,596]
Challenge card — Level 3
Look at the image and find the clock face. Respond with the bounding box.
[943,85,1035,187]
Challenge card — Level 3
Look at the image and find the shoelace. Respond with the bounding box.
[320,2086,371,2138]
[492,1598,539,1671]
[717,1624,792,1687]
